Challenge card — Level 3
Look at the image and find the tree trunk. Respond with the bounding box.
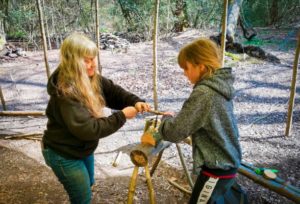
[227,0,243,40]
[269,0,278,25]
[172,0,188,32]
[0,0,8,50]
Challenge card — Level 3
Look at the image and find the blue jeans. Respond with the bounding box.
[42,147,94,204]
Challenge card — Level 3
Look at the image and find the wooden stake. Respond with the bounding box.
[0,111,45,116]
[95,0,102,74]
[150,150,164,176]
[145,163,155,204]
[127,166,139,204]
[0,86,7,110]
[152,0,160,111]
[285,32,300,136]
[36,0,51,79]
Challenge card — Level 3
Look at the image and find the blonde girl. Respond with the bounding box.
[42,33,150,204]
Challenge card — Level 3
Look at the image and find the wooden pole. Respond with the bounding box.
[152,0,160,111]
[285,31,300,136]
[239,164,300,203]
[0,86,7,110]
[0,111,45,116]
[220,0,229,67]
[176,143,194,188]
[36,0,51,79]
[95,0,102,74]
[127,166,139,204]
[145,163,155,204]
[150,150,164,176]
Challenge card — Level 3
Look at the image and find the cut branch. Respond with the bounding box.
[0,111,45,116]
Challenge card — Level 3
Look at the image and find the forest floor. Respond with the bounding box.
[0,28,299,204]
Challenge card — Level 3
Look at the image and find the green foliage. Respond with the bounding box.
[1,0,298,45]
[7,7,37,39]
[242,0,300,27]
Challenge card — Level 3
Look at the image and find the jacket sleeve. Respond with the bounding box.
[158,88,212,143]
[101,76,145,110]
[59,98,126,141]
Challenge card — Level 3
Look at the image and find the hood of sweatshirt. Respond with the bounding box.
[195,67,235,100]
[47,69,60,96]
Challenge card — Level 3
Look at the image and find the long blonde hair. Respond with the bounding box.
[57,33,105,118]
[178,38,222,79]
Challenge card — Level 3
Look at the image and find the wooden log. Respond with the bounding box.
[130,141,171,167]
[0,111,45,116]
[127,166,139,204]
[239,164,300,203]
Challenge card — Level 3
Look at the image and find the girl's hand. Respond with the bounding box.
[122,106,138,119]
[135,102,151,113]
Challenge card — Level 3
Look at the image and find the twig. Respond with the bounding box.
[148,109,164,115]
[112,151,123,167]
[167,178,192,195]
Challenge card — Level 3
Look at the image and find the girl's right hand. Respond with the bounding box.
[122,106,138,119]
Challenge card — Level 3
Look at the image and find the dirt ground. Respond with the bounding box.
[0,28,299,204]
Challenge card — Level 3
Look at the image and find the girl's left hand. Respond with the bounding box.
[135,102,151,113]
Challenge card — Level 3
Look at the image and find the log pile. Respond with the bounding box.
[0,42,27,62]
[99,33,130,52]
[210,34,281,64]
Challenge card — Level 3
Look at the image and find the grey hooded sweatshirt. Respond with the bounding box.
[158,67,241,173]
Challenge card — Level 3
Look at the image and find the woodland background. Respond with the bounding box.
[0,0,300,51]
[0,0,299,204]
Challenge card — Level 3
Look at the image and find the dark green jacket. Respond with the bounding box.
[43,69,144,159]
[158,68,242,173]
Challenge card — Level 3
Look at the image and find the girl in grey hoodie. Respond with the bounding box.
[154,38,245,204]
